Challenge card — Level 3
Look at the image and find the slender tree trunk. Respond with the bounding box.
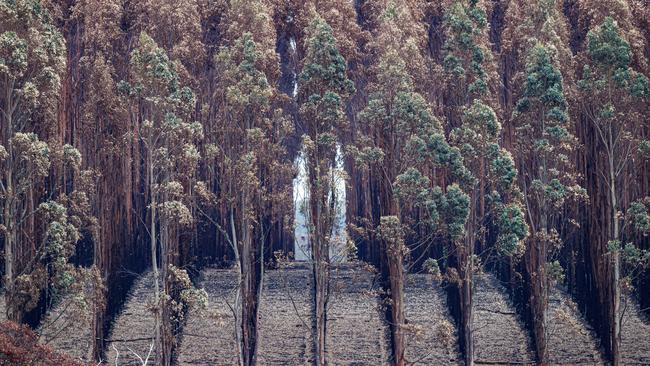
[92,233,104,361]
[529,233,548,365]
[252,220,265,365]
[313,220,328,366]
[149,154,162,365]
[609,155,621,366]
[308,152,330,366]
[3,176,16,322]
[3,117,19,322]
[461,234,474,366]
[230,207,245,366]
[160,215,171,366]
[240,202,255,366]
[460,188,477,366]
[388,246,405,366]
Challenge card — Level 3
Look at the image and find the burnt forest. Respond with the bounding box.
[1,0,650,365]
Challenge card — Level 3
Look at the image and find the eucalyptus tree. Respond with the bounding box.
[120,32,203,366]
[0,0,71,322]
[577,17,649,365]
[443,2,528,364]
[349,4,475,362]
[499,2,587,363]
[449,98,529,365]
[191,1,293,364]
[442,0,493,130]
[511,42,585,364]
[207,29,291,366]
[353,43,474,364]
[297,15,354,365]
[442,1,490,363]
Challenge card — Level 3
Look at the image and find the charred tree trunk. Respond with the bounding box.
[3,172,17,322]
[385,229,405,366]
[526,236,548,365]
[459,234,474,366]
[457,186,479,366]
[608,153,621,366]
[307,152,334,366]
[148,151,163,366]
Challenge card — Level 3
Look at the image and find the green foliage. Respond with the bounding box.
[0,0,66,87]
[168,265,208,324]
[620,242,650,294]
[627,199,650,235]
[440,184,471,240]
[587,17,631,72]
[123,32,196,118]
[513,42,580,275]
[298,15,354,186]
[451,100,500,164]
[443,0,490,99]
[394,167,431,205]
[451,92,528,259]
[10,132,50,177]
[218,32,273,114]
[488,147,517,191]
[423,258,442,281]
[0,31,28,76]
[621,243,650,268]
[579,17,649,100]
[39,201,81,279]
[494,202,528,256]
[378,215,408,257]
[355,31,474,247]
[299,17,355,127]
[515,44,568,121]
[547,260,565,283]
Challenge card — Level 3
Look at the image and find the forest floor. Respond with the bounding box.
[105,271,158,365]
[621,295,650,365]
[257,262,313,365]
[0,294,5,321]
[473,273,535,365]
[176,268,239,366]
[404,273,460,365]
[36,295,94,362]
[4,265,650,365]
[546,285,604,365]
[325,262,391,365]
